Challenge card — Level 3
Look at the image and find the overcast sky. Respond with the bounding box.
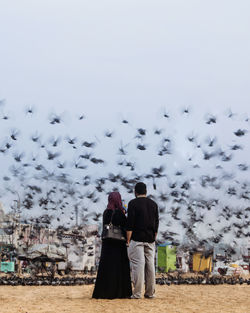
[0,0,250,122]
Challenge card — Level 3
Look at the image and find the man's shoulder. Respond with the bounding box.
[128,197,158,207]
[128,198,137,206]
[146,197,158,206]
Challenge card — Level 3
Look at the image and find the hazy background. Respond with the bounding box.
[0,1,250,251]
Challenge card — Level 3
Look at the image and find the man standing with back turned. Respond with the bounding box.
[127,182,159,299]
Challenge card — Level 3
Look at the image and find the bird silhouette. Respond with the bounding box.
[49,113,63,125]
[205,114,217,124]
[47,151,60,160]
[82,141,96,148]
[234,129,246,137]
[24,105,35,115]
[136,144,146,151]
[104,130,114,138]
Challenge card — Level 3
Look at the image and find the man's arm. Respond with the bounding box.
[155,204,159,241]
[126,201,134,246]
[126,230,132,246]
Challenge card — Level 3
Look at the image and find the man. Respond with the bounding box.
[126,182,159,299]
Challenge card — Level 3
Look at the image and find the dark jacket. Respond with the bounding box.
[126,197,159,243]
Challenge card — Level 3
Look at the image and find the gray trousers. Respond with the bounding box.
[128,240,155,298]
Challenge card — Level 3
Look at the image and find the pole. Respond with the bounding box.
[75,205,78,227]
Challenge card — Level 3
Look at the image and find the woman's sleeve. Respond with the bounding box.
[103,209,113,226]
[102,209,107,226]
[119,212,127,228]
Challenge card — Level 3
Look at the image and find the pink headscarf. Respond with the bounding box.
[107,192,124,213]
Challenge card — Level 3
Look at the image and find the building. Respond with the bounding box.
[0,204,98,272]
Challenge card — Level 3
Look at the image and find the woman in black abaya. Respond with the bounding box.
[92,192,132,299]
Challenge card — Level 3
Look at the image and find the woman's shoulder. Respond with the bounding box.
[103,208,112,216]
[104,208,125,218]
[104,208,123,213]
[104,208,114,213]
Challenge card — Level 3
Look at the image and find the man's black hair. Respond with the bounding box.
[135,182,147,195]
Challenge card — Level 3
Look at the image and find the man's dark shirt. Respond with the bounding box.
[126,197,159,243]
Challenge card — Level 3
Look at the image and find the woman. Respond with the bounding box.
[92,192,132,299]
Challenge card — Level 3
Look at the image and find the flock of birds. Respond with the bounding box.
[0,101,250,258]
[0,276,96,286]
[0,274,250,286]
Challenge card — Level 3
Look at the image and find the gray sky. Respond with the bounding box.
[0,0,250,120]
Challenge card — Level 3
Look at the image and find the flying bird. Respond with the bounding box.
[82,141,96,148]
[234,129,246,137]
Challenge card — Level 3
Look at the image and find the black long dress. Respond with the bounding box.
[92,209,132,299]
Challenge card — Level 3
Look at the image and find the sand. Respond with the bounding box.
[0,284,249,313]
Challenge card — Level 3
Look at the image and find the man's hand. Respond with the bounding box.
[126,230,132,247]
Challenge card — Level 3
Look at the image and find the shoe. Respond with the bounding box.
[144,295,155,299]
[130,295,142,299]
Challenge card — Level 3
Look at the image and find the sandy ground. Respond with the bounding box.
[0,284,249,313]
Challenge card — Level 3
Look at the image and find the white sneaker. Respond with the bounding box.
[130,295,142,299]
[144,295,155,299]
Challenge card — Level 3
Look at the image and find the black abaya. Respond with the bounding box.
[92,209,132,299]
